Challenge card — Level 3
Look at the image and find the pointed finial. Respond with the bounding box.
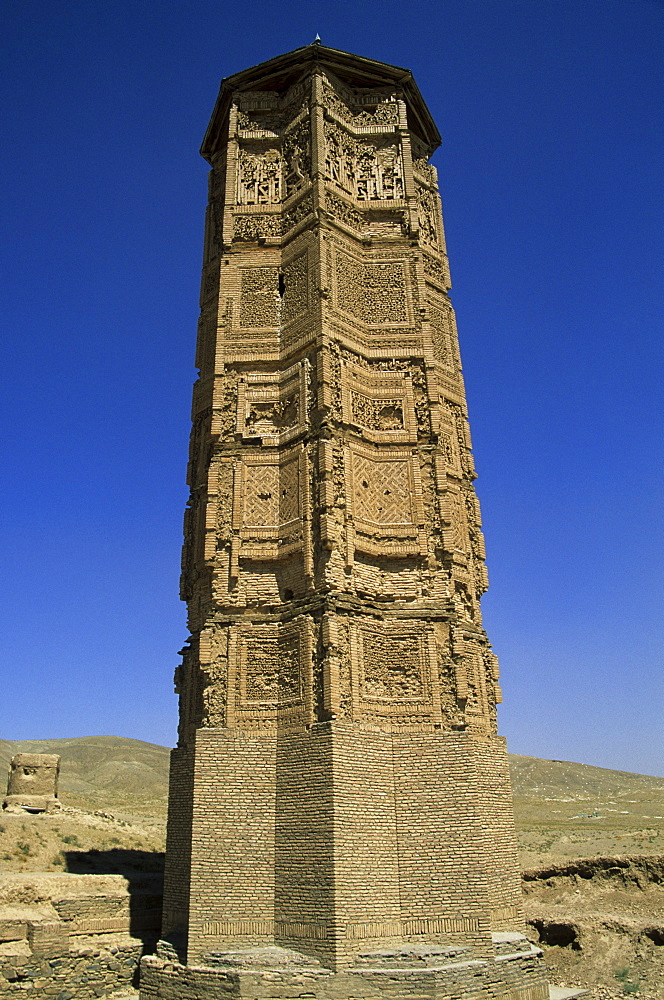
[314,34,321,43]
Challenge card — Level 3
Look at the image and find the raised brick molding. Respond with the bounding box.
[145,44,550,1000]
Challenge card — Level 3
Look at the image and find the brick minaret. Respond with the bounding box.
[142,44,549,999]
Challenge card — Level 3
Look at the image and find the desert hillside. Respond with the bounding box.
[510,752,664,867]
[3,735,664,867]
[0,736,169,821]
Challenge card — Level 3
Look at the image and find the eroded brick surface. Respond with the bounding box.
[153,43,550,999]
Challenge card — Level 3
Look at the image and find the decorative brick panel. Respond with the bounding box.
[152,42,549,999]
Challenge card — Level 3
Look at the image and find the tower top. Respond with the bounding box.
[201,43,441,162]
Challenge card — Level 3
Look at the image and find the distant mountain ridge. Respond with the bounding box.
[509,752,664,798]
[2,735,663,820]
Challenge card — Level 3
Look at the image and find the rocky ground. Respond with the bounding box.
[523,855,664,997]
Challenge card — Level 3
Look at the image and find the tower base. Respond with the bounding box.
[140,935,549,999]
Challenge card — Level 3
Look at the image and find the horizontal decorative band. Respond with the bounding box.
[489,904,521,923]
[345,915,480,939]
[202,919,271,937]
[276,921,329,941]
[201,914,482,942]
[70,909,162,933]
[202,918,329,940]
[70,916,129,935]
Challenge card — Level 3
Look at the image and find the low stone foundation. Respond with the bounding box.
[0,874,553,998]
[140,936,550,1000]
[0,872,161,998]
[0,935,142,997]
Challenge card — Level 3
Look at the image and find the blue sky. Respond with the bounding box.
[2,1,662,774]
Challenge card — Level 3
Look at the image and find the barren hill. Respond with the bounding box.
[0,736,169,822]
[510,752,664,867]
[2,736,663,866]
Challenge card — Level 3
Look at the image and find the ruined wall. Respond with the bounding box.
[0,872,161,997]
[3,755,60,814]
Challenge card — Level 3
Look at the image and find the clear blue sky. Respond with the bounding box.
[2,1,662,775]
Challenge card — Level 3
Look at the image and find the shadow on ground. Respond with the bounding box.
[62,849,164,962]
[63,848,164,876]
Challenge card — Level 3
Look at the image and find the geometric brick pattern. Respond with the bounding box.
[148,42,550,999]
[351,453,411,524]
[244,460,298,526]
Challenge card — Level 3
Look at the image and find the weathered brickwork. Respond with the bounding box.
[3,754,60,814]
[149,43,550,998]
[0,941,143,998]
[141,954,549,1000]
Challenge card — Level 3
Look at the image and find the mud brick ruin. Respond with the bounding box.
[3,754,60,814]
[0,873,162,996]
[141,43,551,999]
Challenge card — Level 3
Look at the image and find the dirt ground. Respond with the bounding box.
[523,856,664,998]
[0,805,164,874]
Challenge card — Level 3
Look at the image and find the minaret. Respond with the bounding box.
[142,44,549,999]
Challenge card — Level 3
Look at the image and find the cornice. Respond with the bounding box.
[201,43,441,163]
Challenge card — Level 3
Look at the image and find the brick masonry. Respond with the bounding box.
[147,43,551,998]
[3,754,61,814]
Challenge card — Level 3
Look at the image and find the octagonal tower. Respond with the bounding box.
[141,44,549,1000]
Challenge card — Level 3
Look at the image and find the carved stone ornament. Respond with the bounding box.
[340,360,417,444]
[282,120,311,198]
[232,214,281,242]
[344,443,427,560]
[332,244,410,326]
[322,81,400,128]
[346,620,442,727]
[324,121,404,202]
[237,147,283,205]
[416,182,439,247]
[236,361,309,445]
[226,618,315,730]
